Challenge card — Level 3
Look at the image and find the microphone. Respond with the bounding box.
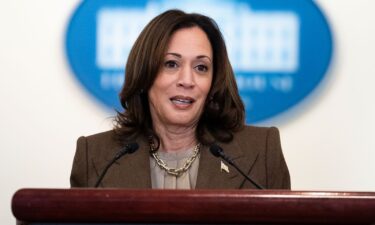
[209,144,264,189]
[94,142,139,187]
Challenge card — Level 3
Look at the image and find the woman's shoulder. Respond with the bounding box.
[237,125,279,136]
[77,130,119,149]
[231,125,280,146]
[83,129,116,140]
[79,129,146,149]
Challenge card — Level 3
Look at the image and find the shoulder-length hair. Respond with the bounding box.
[114,9,244,147]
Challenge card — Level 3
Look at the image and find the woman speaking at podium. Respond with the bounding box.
[70,9,290,189]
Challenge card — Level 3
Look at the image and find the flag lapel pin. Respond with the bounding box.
[221,161,229,173]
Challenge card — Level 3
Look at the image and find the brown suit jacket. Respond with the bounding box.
[70,126,290,189]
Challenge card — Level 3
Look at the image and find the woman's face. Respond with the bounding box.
[148,26,213,129]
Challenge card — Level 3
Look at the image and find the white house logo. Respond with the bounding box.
[66,0,333,123]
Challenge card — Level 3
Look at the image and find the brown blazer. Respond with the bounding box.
[70,126,290,189]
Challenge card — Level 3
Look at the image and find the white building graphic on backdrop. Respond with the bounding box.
[96,0,300,73]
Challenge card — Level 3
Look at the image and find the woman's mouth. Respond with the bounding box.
[170,96,195,106]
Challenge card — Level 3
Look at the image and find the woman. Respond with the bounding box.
[70,9,290,189]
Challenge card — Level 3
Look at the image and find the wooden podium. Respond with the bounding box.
[12,188,375,224]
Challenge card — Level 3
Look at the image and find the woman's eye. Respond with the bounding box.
[164,60,178,68]
[196,64,208,72]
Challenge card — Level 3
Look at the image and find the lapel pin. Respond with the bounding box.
[221,161,229,173]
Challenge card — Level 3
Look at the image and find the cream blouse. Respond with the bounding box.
[150,148,200,189]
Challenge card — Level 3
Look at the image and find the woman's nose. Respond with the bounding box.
[177,66,195,88]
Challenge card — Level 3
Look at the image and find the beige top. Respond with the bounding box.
[150,148,200,189]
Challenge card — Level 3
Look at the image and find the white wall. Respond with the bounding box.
[0,0,374,224]
[281,0,375,191]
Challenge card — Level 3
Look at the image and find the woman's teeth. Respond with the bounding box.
[170,97,194,105]
[172,99,193,104]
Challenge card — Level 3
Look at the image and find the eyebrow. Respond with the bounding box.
[166,52,212,62]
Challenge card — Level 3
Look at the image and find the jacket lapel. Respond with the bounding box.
[93,137,152,188]
[195,139,259,189]
[115,139,152,188]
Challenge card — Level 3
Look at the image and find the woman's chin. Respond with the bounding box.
[165,117,198,128]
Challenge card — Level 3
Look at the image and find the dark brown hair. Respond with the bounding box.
[114,9,244,147]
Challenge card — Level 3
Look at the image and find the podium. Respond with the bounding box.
[12,188,375,224]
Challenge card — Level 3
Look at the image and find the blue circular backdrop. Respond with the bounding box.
[66,0,333,123]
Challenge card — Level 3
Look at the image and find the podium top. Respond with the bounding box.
[12,188,375,224]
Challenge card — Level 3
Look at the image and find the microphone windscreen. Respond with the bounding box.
[209,144,222,157]
[126,142,139,154]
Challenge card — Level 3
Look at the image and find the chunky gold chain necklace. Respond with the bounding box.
[149,139,200,177]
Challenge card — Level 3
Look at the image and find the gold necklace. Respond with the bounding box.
[149,140,200,177]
